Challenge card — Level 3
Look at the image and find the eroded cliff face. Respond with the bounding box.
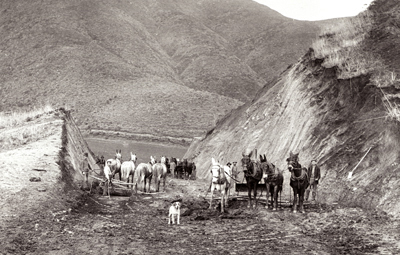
[184,50,400,215]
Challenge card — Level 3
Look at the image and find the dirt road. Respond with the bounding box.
[1,177,400,255]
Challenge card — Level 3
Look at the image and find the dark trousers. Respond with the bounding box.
[305,178,317,201]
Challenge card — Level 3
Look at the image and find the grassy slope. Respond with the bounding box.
[194,0,319,87]
[0,0,320,139]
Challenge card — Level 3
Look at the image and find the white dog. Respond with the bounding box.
[168,201,181,224]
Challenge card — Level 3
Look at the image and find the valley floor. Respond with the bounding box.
[1,177,400,255]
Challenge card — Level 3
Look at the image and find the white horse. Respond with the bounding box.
[121,152,137,188]
[152,156,168,192]
[209,158,232,213]
[106,150,122,180]
[133,162,153,193]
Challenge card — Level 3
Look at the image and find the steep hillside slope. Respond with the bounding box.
[0,0,319,140]
[184,0,400,215]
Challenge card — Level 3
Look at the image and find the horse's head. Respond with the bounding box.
[211,158,221,177]
[259,154,271,174]
[150,156,156,165]
[286,151,300,171]
[161,156,166,164]
[241,151,253,172]
[115,150,122,160]
[130,152,137,162]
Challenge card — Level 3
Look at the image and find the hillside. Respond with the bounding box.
[0,0,320,140]
[184,0,400,215]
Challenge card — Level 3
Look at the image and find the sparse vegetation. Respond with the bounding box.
[0,105,57,150]
[0,104,54,129]
[311,11,384,79]
[312,10,399,85]
[0,124,57,150]
[312,4,400,122]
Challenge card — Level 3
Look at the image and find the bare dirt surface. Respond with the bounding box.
[1,175,400,255]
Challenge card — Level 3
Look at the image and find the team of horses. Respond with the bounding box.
[95,150,195,193]
[210,150,309,213]
[96,149,310,214]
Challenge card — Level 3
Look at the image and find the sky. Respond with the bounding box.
[253,0,374,21]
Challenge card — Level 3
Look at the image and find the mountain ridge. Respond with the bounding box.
[0,0,321,138]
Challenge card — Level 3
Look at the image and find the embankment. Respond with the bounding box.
[88,129,193,146]
[0,108,101,225]
[61,110,102,185]
[184,48,400,215]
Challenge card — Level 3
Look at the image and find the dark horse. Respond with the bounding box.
[241,151,263,208]
[260,155,283,211]
[286,152,309,213]
[182,159,196,180]
[165,157,170,173]
[175,161,184,179]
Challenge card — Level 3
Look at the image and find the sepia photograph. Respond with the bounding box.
[1,0,399,254]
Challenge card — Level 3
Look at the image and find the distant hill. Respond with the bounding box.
[0,0,320,140]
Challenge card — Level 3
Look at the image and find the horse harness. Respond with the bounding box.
[289,167,307,180]
[243,160,262,179]
[289,166,308,190]
[211,165,226,184]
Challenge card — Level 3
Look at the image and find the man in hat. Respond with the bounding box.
[305,159,320,202]
[231,161,239,195]
[81,152,92,190]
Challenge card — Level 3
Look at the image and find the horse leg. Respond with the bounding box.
[247,183,252,208]
[265,182,270,209]
[149,176,153,193]
[253,182,258,208]
[299,188,305,213]
[209,184,214,209]
[221,187,225,213]
[224,184,229,208]
[155,174,159,192]
[273,185,278,211]
[163,175,167,192]
[293,189,298,213]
